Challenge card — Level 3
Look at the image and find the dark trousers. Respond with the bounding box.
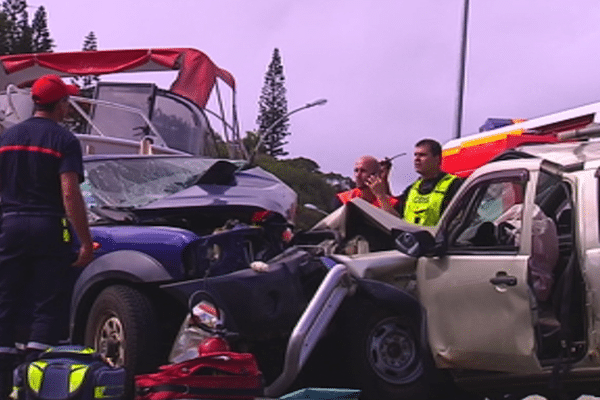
[0,214,73,359]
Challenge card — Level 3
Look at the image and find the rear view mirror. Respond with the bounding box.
[392,229,436,258]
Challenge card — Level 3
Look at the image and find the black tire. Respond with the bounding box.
[346,305,433,400]
[84,285,159,375]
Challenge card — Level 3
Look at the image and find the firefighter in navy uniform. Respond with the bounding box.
[398,139,462,226]
[0,75,93,398]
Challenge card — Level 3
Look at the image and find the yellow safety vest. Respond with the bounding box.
[403,174,458,226]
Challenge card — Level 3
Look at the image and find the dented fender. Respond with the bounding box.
[354,278,429,348]
[69,250,173,337]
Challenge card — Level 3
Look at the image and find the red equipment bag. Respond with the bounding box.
[134,352,264,400]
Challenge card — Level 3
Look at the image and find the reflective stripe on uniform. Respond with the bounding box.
[10,385,20,399]
[62,218,71,243]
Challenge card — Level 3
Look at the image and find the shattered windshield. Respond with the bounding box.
[82,157,224,208]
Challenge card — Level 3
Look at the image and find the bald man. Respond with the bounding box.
[334,155,400,215]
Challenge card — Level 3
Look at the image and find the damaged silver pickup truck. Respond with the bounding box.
[331,140,594,400]
[166,137,600,400]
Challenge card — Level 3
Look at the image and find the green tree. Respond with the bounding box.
[254,153,349,230]
[2,0,27,54]
[0,12,11,55]
[66,32,100,134]
[15,3,30,54]
[323,172,353,193]
[79,31,99,89]
[31,6,53,52]
[71,31,99,97]
[242,130,260,156]
[256,48,289,158]
[0,0,54,55]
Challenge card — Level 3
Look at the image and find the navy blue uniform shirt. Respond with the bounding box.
[0,117,84,215]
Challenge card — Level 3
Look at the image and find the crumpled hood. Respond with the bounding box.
[138,166,297,223]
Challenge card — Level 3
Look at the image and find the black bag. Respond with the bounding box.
[12,345,125,400]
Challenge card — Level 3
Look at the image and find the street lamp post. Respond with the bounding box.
[249,98,328,165]
[454,0,470,139]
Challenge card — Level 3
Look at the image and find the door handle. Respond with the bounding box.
[489,272,517,286]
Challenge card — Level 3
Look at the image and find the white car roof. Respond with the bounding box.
[503,140,600,169]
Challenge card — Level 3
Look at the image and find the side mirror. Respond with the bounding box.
[392,228,436,258]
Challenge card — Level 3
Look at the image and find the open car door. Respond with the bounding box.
[417,162,544,373]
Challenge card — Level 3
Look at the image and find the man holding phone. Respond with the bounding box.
[334,155,400,215]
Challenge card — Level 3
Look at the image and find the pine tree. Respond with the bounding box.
[0,12,11,55]
[80,31,99,89]
[71,31,100,94]
[0,1,54,55]
[256,48,289,158]
[15,2,30,54]
[2,0,27,54]
[83,31,98,51]
[67,32,100,134]
[31,6,53,52]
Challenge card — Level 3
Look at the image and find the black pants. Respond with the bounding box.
[0,214,73,358]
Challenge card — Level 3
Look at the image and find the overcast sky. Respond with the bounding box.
[39,0,600,193]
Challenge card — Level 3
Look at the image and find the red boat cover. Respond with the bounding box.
[0,48,235,108]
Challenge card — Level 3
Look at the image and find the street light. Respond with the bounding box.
[454,0,470,139]
[248,98,328,165]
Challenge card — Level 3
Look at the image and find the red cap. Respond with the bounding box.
[31,74,79,105]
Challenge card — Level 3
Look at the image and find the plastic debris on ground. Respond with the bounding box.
[278,387,361,399]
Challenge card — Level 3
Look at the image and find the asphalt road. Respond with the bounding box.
[525,397,598,399]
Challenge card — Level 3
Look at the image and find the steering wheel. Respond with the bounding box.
[497,221,516,245]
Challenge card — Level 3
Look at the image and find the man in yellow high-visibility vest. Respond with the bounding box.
[398,139,462,226]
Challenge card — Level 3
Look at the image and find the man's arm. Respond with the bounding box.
[367,176,400,217]
[60,171,93,267]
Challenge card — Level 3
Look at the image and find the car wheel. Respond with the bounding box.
[347,305,433,400]
[84,285,159,374]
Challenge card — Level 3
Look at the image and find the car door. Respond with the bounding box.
[417,167,543,374]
